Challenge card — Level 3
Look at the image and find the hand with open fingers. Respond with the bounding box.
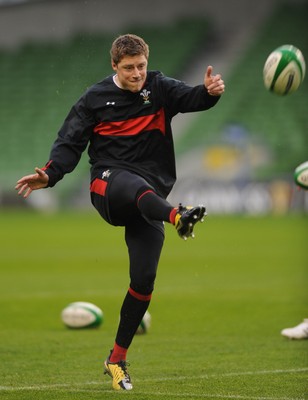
[15,167,49,198]
[204,65,225,96]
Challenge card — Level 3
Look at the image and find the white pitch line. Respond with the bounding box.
[0,386,305,400]
[4,386,306,400]
[129,392,306,400]
[141,367,308,383]
[0,367,307,394]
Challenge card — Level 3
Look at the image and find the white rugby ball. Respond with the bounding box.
[294,161,308,190]
[263,44,306,95]
[61,301,103,329]
[135,310,151,335]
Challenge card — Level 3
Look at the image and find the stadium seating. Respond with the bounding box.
[2,3,307,197]
[176,3,308,180]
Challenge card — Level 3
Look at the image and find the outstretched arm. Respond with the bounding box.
[204,65,225,96]
[15,167,49,198]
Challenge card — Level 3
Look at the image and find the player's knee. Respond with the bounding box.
[130,270,157,295]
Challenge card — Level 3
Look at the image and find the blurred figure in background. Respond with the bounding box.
[281,162,308,340]
[281,319,308,339]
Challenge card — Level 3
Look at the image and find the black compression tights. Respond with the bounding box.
[137,189,174,222]
[114,215,164,349]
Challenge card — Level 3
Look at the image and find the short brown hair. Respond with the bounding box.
[110,34,149,65]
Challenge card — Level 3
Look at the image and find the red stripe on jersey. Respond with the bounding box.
[94,107,165,136]
[128,287,152,302]
[90,178,107,196]
[42,160,53,171]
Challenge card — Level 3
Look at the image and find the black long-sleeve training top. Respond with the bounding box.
[44,70,220,198]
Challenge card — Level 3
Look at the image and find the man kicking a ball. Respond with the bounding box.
[15,33,225,390]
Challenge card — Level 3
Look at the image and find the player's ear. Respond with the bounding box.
[111,60,117,72]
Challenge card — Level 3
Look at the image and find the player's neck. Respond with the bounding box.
[113,74,122,89]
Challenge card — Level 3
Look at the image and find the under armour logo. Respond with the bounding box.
[106,101,115,105]
[102,169,111,179]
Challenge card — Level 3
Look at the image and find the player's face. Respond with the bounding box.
[112,55,148,92]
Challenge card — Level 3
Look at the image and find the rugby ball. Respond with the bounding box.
[61,301,103,329]
[135,310,151,335]
[263,45,306,95]
[294,161,308,190]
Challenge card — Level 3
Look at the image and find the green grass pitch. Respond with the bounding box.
[0,210,307,399]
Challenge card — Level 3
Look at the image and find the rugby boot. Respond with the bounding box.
[104,355,133,390]
[175,204,206,240]
[281,319,308,339]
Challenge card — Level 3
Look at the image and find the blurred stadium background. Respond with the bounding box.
[0,0,307,214]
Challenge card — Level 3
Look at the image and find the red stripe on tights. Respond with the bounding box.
[128,287,152,302]
[137,189,154,205]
